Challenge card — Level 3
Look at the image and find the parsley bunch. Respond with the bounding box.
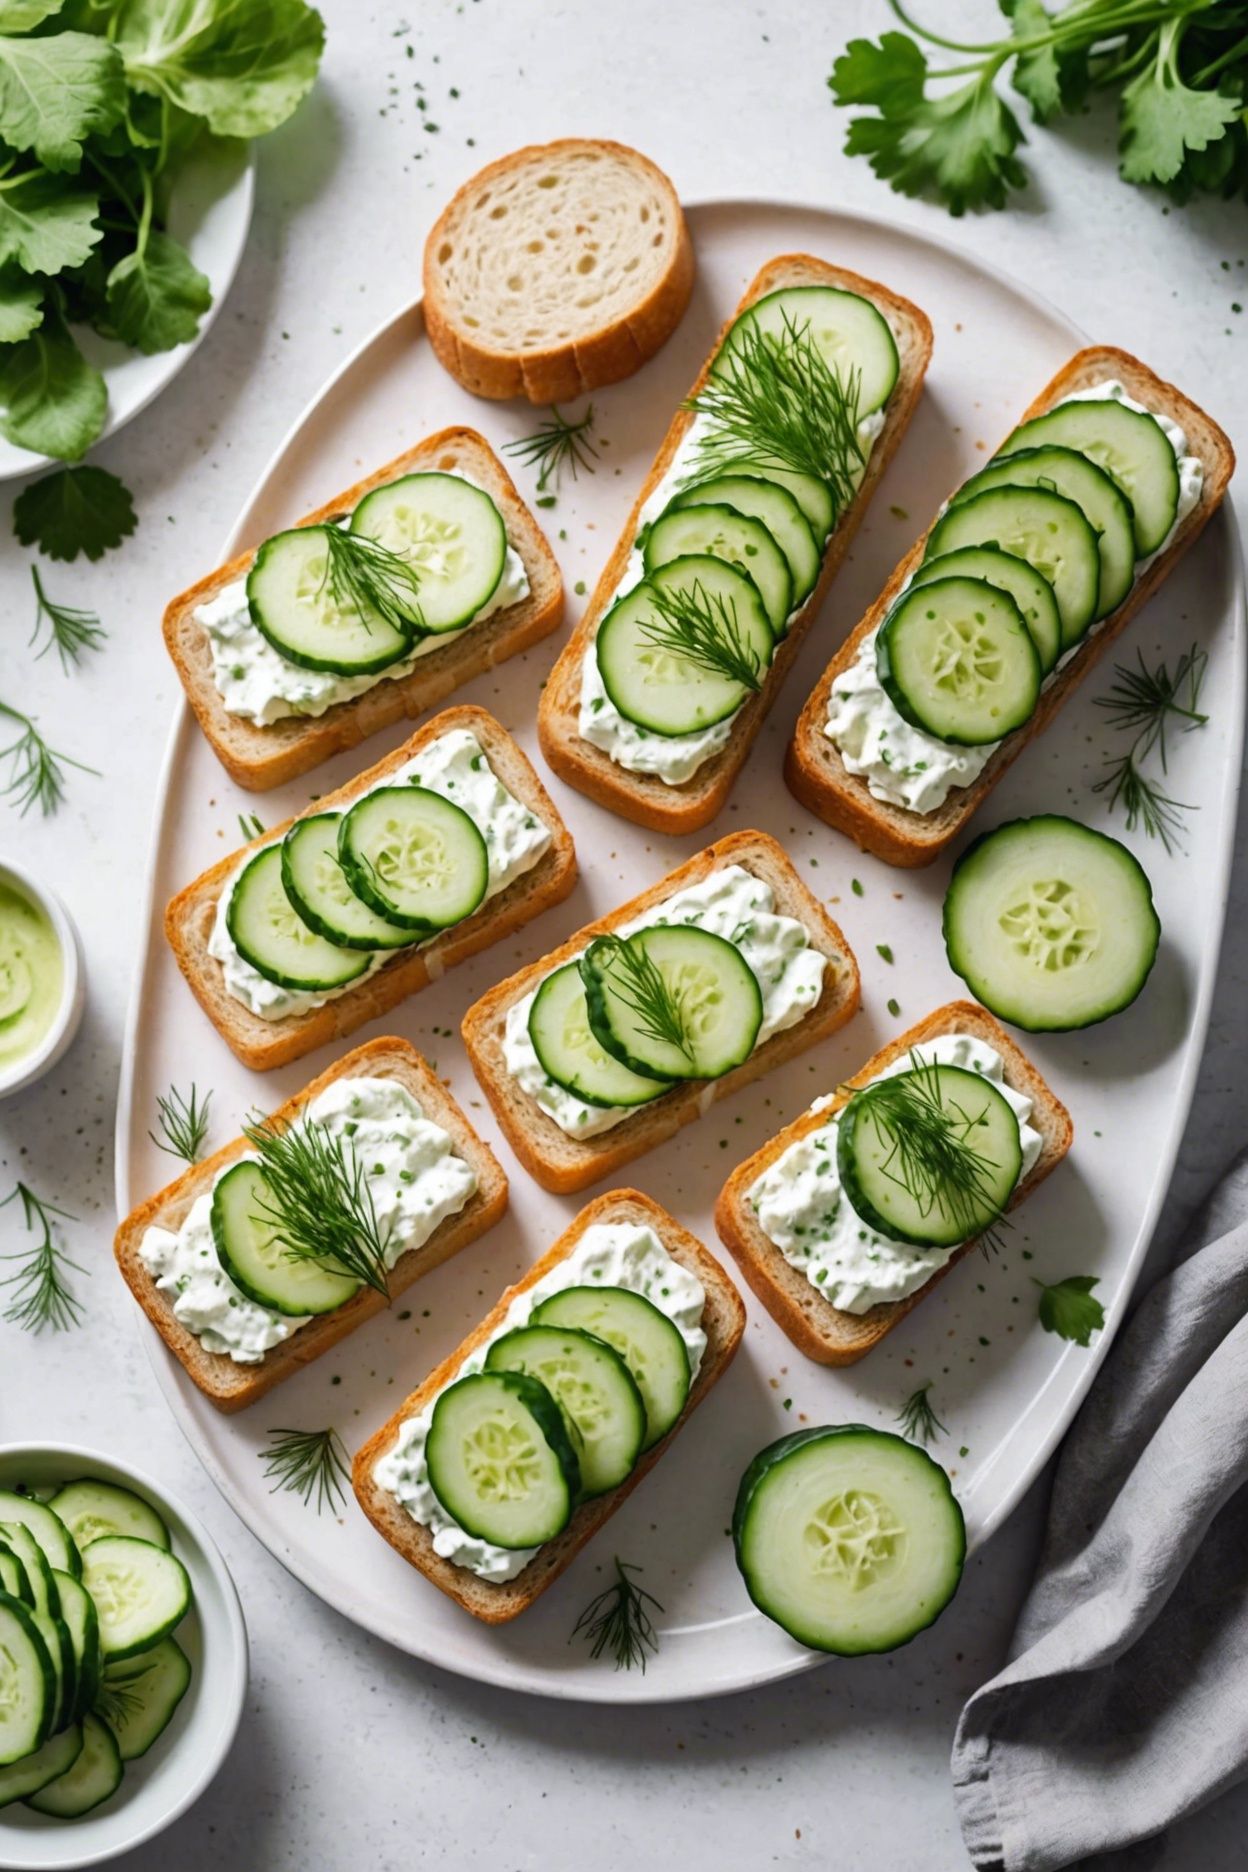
[830,1,1248,216]
[0,0,325,463]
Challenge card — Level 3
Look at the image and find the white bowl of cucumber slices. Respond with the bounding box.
[0,1446,247,1869]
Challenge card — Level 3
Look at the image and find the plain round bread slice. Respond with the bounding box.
[423,139,694,403]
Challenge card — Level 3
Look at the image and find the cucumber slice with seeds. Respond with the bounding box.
[227,846,371,994]
[581,925,763,1082]
[425,1372,580,1549]
[528,963,672,1108]
[97,1638,191,1761]
[876,576,1041,746]
[247,527,418,675]
[351,471,508,633]
[338,786,488,933]
[718,284,899,415]
[1000,399,1180,557]
[595,556,773,737]
[281,812,413,951]
[926,484,1100,649]
[670,473,819,605]
[47,1480,169,1554]
[212,1159,361,1318]
[0,1592,53,1763]
[25,1712,121,1818]
[643,503,792,635]
[532,1286,692,1450]
[81,1538,191,1663]
[953,445,1135,620]
[910,546,1062,677]
[485,1325,646,1498]
[0,1722,82,1808]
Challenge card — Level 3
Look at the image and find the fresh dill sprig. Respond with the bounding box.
[585,934,693,1065]
[571,1557,663,1671]
[315,526,425,639]
[95,1663,153,1728]
[896,1381,947,1447]
[1092,753,1193,856]
[260,1426,351,1514]
[849,1055,1010,1250]
[0,699,98,817]
[29,568,107,672]
[0,1184,86,1334]
[504,404,599,495]
[684,313,865,514]
[241,1114,394,1298]
[149,1084,212,1165]
[238,812,265,842]
[638,581,765,692]
[1091,644,1209,854]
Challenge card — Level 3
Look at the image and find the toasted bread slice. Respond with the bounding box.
[114,1037,508,1413]
[714,1001,1072,1365]
[535,254,933,834]
[352,1188,745,1622]
[786,346,1235,866]
[163,427,564,792]
[460,829,861,1194]
[165,705,577,1073]
[422,140,694,403]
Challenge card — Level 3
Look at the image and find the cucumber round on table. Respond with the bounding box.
[876,577,1041,746]
[281,812,413,951]
[25,1712,121,1818]
[247,527,420,675]
[97,1638,192,1761]
[733,1427,966,1654]
[425,1371,580,1548]
[0,1489,79,1578]
[943,814,1161,1030]
[643,503,792,636]
[717,284,900,415]
[337,786,488,933]
[532,1286,692,1450]
[0,1592,53,1764]
[925,483,1100,650]
[485,1325,646,1498]
[47,1479,169,1554]
[80,1538,191,1664]
[1000,399,1179,557]
[669,474,819,605]
[350,471,508,632]
[910,546,1062,678]
[212,1159,361,1317]
[528,962,671,1109]
[226,846,372,993]
[838,1063,1023,1246]
[953,445,1135,620]
[595,556,773,737]
[0,1722,82,1808]
[687,453,835,539]
[581,926,763,1082]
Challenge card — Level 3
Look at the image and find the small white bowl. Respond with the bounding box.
[0,1444,248,1870]
[0,860,86,1102]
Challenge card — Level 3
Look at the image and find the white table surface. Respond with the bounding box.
[2,3,1245,1867]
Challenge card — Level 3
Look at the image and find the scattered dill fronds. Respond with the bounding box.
[238,812,265,841]
[260,1426,351,1514]
[897,1381,947,1446]
[571,1557,663,1671]
[149,1084,212,1165]
[0,699,98,816]
[29,568,107,671]
[0,1184,86,1333]
[504,404,599,495]
[1092,644,1208,852]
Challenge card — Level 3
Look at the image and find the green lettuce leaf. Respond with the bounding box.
[112,0,325,138]
[0,171,101,277]
[0,270,43,342]
[0,298,106,459]
[0,31,125,174]
[105,227,212,353]
[14,463,137,561]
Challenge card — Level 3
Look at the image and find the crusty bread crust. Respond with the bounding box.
[113,1037,509,1413]
[714,1001,1073,1365]
[422,140,694,404]
[460,829,861,1194]
[164,705,577,1073]
[163,427,564,792]
[535,254,933,833]
[352,1188,746,1623]
[786,346,1235,866]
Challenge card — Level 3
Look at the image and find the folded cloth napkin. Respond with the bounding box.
[952,1145,1248,1872]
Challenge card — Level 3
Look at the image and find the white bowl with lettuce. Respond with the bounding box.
[0,0,325,481]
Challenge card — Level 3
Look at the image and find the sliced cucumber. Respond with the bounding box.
[0,1722,82,1808]
[351,471,508,633]
[910,545,1062,677]
[643,503,792,635]
[926,484,1100,650]
[718,285,899,414]
[838,1063,1022,1247]
[1,1525,58,1617]
[595,556,772,737]
[532,1285,692,1450]
[47,1479,170,1554]
[97,1638,191,1761]
[944,814,1161,1030]
[30,1607,71,1736]
[226,846,371,994]
[0,1592,53,1764]
[1000,399,1180,557]
[338,786,488,933]
[485,1325,646,1498]
[247,526,418,675]
[211,1159,361,1318]
[670,473,819,605]
[81,1538,191,1663]
[52,1572,100,1725]
[954,445,1135,620]
[281,812,413,952]
[0,1489,79,1578]
[528,963,671,1109]
[876,576,1041,747]
[581,925,763,1082]
[425,1372,580,1549]
[733,1427,966,1654]
[0,1547,31,1605]
[26,1712,122,1818]
[685,453,835,539]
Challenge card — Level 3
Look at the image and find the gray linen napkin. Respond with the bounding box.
[951,1145,1248,1872]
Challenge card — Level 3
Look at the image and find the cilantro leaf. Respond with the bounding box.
[0,299,106,461]
[105,228,212,354]
[14,465,136,562]
[0,31,125,174]
[114,0,325,139]
[1004,0,1088,125]
[0,172,100,277]
[843,67,1028,215]
[1120,44,1242,186]
[0,270,43,343]
[1036,1274,1105,1347]
[830,31,927,117]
